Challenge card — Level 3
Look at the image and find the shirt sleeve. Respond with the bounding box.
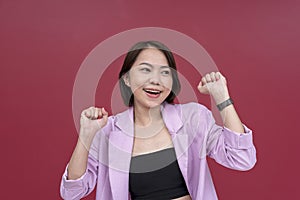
[60,129,107,199]
[205,108,257,171]
[60,117,113,199]
[60,155,99,200]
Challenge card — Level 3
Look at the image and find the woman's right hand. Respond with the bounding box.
[67,107,108,180]
[79,107,108,144]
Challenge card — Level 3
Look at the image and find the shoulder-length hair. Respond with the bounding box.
[118,41,181,106]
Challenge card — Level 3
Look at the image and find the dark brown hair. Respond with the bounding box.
[119,41,181,106]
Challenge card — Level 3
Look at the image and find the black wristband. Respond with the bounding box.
[217,98,234,111]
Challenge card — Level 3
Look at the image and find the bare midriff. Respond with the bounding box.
[174,195,192,200]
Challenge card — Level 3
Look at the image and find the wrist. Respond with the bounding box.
[79,129,97,149]
[213,94,230,105]
[216,97,234,111]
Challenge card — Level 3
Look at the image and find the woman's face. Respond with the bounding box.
[124,48,173,108]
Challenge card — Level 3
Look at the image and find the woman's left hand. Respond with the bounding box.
[197,72,230,104]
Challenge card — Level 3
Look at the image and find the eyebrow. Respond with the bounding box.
[139,62,170,69]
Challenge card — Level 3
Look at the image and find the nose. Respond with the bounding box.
[149,71,161,85]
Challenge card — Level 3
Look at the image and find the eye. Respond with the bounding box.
[161,70,171,76]
[140,67,151,72]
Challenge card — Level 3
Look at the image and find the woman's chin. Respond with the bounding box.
[145,102,161,108]
[135,100,162,109]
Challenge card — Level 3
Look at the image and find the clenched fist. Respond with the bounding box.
[79,107,108,142]
[197,72,230,104]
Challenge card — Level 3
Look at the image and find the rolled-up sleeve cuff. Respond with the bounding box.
[62,165,88,190]
[223,124,254,149]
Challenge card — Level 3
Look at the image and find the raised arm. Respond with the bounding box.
[198,72,256,170]
[67,107,108,179]
[198,72,244,133]
[60,107,108,199]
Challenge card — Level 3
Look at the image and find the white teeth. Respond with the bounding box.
[144,89,161,94]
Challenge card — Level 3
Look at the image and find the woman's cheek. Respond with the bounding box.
[130,79,146,93]
[162,78,173,90]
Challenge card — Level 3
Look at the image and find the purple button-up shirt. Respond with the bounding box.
[60,102,256,200]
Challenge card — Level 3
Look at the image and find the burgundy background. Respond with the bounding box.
[1,0,299,199]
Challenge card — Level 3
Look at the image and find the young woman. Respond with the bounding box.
[60,41,256,200]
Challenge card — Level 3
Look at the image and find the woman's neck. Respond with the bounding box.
[133,104,162,127]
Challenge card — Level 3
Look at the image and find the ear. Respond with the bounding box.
[122,73,131,87]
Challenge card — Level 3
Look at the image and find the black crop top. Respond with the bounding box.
[129,147,190,200]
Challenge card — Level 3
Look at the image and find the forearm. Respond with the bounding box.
[219,104,245,134]
[67,139,90,180]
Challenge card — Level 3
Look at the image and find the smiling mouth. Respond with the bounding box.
[143,88,162,95]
